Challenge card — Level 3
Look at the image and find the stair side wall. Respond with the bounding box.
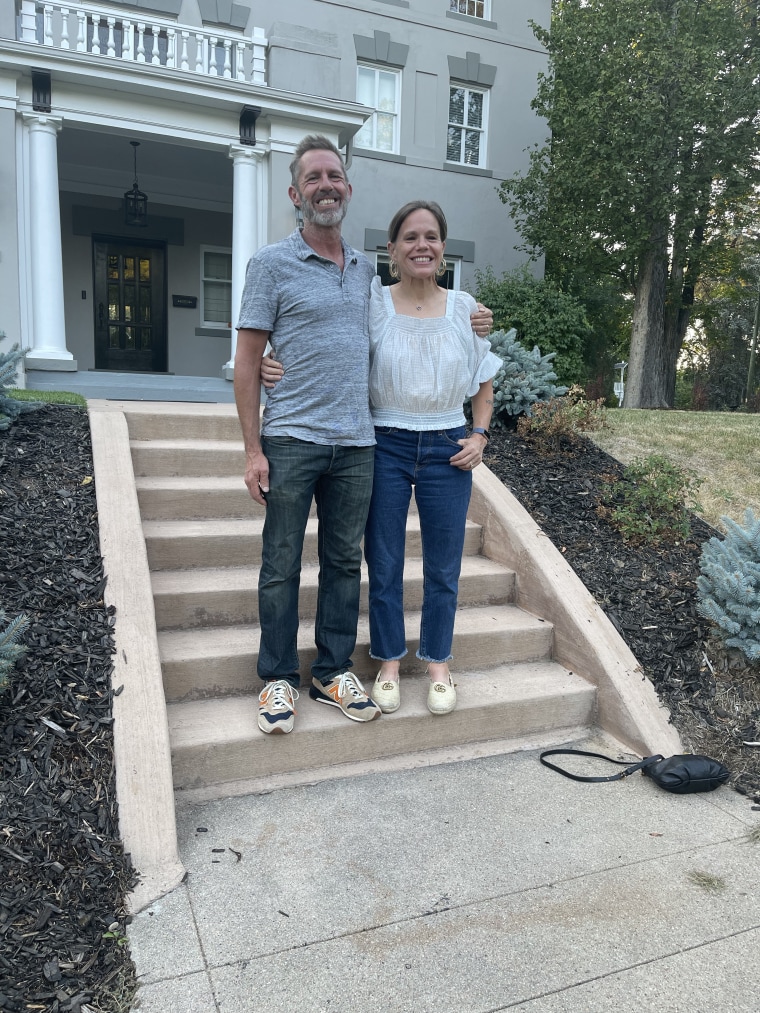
[470,465,681,758]
[89,409,186,913]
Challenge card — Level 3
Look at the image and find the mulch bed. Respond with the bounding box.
[0,407,136,1013]
[1,407,759,1010]
[484,427,760,804]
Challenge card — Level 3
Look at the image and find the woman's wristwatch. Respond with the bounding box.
[471,427,490,441]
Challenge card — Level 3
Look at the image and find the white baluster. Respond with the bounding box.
[150,24,161,65]
[43,5,53,47]
[122,19,133,60]
[76,10,86,51]
[106,17,115,58]
[91,14,101,55]
[180,31,189,71]
[235,42,244,82]
[209,35,218,76]
[195,34,204,74]
[136,22,146,62]
[59,8,70,50]
[222,39,232,79]
[166,28,176,68]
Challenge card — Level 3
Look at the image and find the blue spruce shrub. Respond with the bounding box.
[697,508,760,662]
[0,331,42,430]
[488,328,568,430]
[0,610,29,694]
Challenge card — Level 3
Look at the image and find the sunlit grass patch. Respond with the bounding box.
[590,410,760,530]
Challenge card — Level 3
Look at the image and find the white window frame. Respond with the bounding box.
[447,82,488,168]
[355,64,401,154]
[448,0,491,18]
[200,246,232,328]
[374,252,461,291]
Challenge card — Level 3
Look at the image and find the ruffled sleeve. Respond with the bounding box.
[455,291,502,397]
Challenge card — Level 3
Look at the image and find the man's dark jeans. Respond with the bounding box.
[257,435,374,688]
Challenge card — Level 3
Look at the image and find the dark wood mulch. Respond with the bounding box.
[484,428,760,804]
[1,407,758,1009]
[0,407,136,1013]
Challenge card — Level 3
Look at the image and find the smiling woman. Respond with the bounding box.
[365,199,501,716]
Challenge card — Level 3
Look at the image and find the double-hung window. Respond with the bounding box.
[200,247,232,328]
[448,0,490,18]
[447,84,488,167]
[356,65,401,153]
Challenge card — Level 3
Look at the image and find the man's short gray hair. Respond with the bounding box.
[289,135,348,188]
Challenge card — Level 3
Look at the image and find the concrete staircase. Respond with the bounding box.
[90,400,680,908]
[119,404,598,800]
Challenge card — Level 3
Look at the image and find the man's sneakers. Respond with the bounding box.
[258,679,299,734]
[309,671,381,722]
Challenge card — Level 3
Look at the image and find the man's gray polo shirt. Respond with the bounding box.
[237,229,376,447]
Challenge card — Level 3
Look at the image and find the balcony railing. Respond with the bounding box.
[17,0,267,86]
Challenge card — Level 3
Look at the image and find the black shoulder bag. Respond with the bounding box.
[539,749,730,795]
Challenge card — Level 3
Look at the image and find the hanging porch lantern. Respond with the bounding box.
[124,140,148,227]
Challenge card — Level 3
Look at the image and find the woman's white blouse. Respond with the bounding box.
[368,276,501,430]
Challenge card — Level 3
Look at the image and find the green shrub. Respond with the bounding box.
[0,610,29,693]
[486,328,568,429]
[1,331,42,430]
[600,454,700,546]
[517,384,608,451]
[475,266,589,385]
[697,508,760,662]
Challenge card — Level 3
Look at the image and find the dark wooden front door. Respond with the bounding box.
[93,239,167,372]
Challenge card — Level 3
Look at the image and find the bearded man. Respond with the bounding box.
[235,134,381,735]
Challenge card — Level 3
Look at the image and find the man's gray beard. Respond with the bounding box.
[300,193,350,227]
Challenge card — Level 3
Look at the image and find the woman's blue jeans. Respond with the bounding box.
[364,426,472,664]
[258,435,374,687]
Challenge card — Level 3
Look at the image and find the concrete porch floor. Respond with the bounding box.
[25,369,236,403]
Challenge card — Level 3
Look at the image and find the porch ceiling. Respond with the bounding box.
[58,127,233,208]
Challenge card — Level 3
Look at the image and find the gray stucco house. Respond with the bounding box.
[0,0,548,400]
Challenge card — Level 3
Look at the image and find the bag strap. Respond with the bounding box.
[539,748,664,783]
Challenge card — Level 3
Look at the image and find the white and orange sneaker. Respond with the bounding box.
[309,672,381,722]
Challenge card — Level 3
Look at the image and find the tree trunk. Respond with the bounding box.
[663,210,706,406]
[624,237,670,408]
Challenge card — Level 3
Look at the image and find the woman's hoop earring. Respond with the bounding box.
[435,257,448,279]
[389,259,399,280]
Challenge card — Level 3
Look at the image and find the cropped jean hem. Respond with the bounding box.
[369,648,408,662]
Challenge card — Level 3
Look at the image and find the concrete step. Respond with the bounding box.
[158,604,550,701]
[123,404,241,441]
[168,662,594,792]
[151,555,516,632]
[143,516,484,570]
[135,475,422,521]
[135,476,259,521]
[130,438,246,477]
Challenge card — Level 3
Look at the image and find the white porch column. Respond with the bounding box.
[23,114,76,370]
[225,144,265,378]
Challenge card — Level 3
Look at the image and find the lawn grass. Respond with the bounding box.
[589,409,760,531]
[8,388,87,406]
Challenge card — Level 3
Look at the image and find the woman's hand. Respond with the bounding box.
[470,302,493,337]
[449,433,488,471]
[260,353,284,389]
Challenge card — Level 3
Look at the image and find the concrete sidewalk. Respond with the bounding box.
[127,737,760,1012]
